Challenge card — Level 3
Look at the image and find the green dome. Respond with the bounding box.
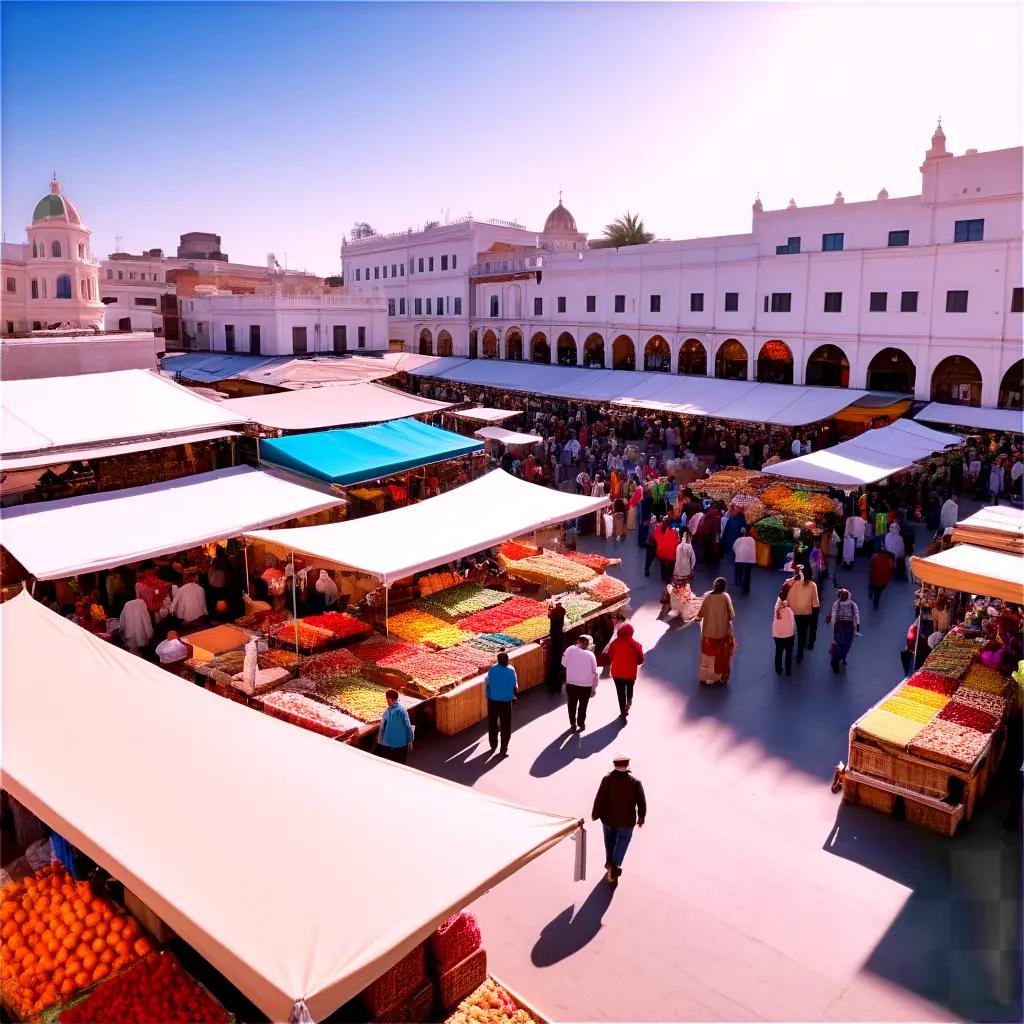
[31,183,82,225]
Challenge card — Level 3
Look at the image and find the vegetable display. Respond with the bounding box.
[505,553,597,588]
[62,952,230,1024]
[445,978,537,1024]
[386,610,454,645]
[909,718,989,770]
[315,676,392,722]
[695,468,772,502]
[0,865,151,1019]
[420,585,512,620]
[759,485,834,524]
[300,612,373,643]
[459,598,549,635]
[552,594,603,626]
[751,515,789,545]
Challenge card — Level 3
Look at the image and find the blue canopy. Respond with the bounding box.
[259,418,484,485]
[162,353,285,383]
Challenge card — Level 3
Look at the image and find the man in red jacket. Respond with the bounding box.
[592,753,647,885]
[606,622,644,720]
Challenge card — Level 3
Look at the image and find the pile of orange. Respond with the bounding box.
[0,864,152,1018]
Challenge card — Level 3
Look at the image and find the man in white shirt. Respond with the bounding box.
[118,597,153,654]
[791,436,802,457]
[170,574,208,627]
[939,496,959,531]
[562,635,599,733]
[732,528,757,595]
[155,630,190,670]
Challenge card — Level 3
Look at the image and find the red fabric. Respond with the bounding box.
[608,624,644,680]
[869,553,894,587]
[653,524,679,562]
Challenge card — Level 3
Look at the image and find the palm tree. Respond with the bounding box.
[592,212,654,248]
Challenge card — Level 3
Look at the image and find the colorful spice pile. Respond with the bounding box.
[503,616,551,643]
[505,552,596,588]
[855,707,924,747]
[420,584,512,620]
[937,702,999,734]
[905,670,960,697]
[272,620,335,651]
[422,624,476,650]
[445,978,537,1024]
[300,611,373,643]
[960,663,1013,698]
[302,647,365,685]
[909,718,990,770]
[460,597,548,635]
[315,676,392,721]
[350,636,426,666]
[62,952,230,1024]
[260,691,358,737]
[386,609,453,644]
[923,633,983,680]
[948,687,1007,719]
[581,573,629,605]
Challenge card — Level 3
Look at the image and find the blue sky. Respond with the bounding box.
[2,1,1020,274]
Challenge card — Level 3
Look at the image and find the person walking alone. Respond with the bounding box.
[485,652,518,755]
[376,689,415,763]
[868,550,894,609]
[827,587,861,673]
[733,527,756,595]
[696,578,736,684]
[562,635,599,733]
[786,565,820,663]
[673,528,697,585]
[772,587,796,676]
[592,753,647,886]
[606,622,644,720]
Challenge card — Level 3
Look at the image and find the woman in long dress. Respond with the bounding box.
[695,577,736,684]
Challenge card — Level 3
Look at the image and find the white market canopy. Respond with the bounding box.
[915,402,1023,434]
[248,469,610,584]
[0,594,580,1023]
[233,356,398,390]
[0,369,246,461]
[910,544,1024,604]
[761,420,962,488]
[407,357,876,427]
[449,407,523,423]
[474,426,543,445]
[0,466,342,580]
[219,382,450,432]
[951,505,1024,555]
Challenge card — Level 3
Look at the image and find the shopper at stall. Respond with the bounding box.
[939,494,959,532]
[376,690,415,764]
[696,578,736,684]
[772,586,796,676]
[546,598,567,694]
[867,550,894,609]
[154,630,190,671]
[485,652,518,755]
[787,566,820,662]
[562,635,599,733]
[314,569,340,610]
[170,573,208,629]
[733,527,756,595]
[883,523,907,578]
[118,596,153,655]
[653,516,680,582]
[605,622,644,720]
[592,753,647,885]
[826,587,861,672]
[673,529,697,585]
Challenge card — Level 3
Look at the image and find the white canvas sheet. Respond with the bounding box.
[0,594,580,1023]
[1,369,244,458]
[234,357,395,390]
[910,544,1024,604]
[915,402,1023,434]
[450,407,523,423]
[951,506,1024,554]
[475,426,543,445]
[220,383,449,431]
[1,466,342,580]
[248,469,610,583]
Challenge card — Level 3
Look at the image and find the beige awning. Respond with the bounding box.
[910,544,1024,603]
[951,506,1024,554]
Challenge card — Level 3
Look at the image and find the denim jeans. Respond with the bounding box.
[735,562,752,593]
[602,824,635,868]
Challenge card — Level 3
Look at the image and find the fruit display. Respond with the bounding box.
[387,650,481,695]
[555,550,620,572]
[878,695,942,725]
[751,515,790,545]
[729,495,767,527]
[62,952,230,1024]
[695,468,772,502]
[499,541,539,562]
[923,634,983,680]
[422,625,477,650]
[502,616,550,644]
[505,553,597,588]
[233,607,291,631]
[465,634,524,653]
[854,707,924,747]
[259,691,359,738]
[959,663,1013,698]
[350,636,428,667]
[580,574,629,605]
[937,702,999,734]
[300,612,373,643]
[0,865,151,1020]
[272,620,335,652]
[301,647,365,685]
[420,585,513,621]
[386,610,454,645]
[553,594,602,626]
[314,676,392,722]
[909,718,990,770]
[947,687,1007,720]
[904,670,960,697]
[759,485,834,524]
[417,571,462,598]
[459,598,549,635]
[448,643,503,670]
[445,978,536,1024]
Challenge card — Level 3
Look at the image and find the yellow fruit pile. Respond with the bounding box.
[386,609,453,644]
[502,616,550,643]
[445,978,536,1024]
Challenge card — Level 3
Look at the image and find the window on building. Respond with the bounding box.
[80,280,86,299]
[409,259,414,274]
[425,298,432,315]
[55,274,72,299]
[490,295,499,317]
[117,271,123,280]
[953,219,984,243]
[1011,287,1024,313]
[134,297,158,307]
[224,324,235,352]
[454,297,462,315]
[399,298,406,315]
[6,322,13,334]
[534,297,543,316]
[358,325,366,348]
[437,296,445,314]
[586,295,596,313]
[415,298,423,315]
[250,325,261,353]
[452,254,457,270]
[399,263,404,276]
[689,293,703,313]
[31,241,38,258]
[945,290,969,313]
[869,292,887,312]
[418,258,424,273]
[383,266,388,279]
[292,326,308,354]
[888,229,910,247]
[5,277,14,293]
[355,268,360,281]
[557,296,566,313]
[823,291,843,313]
[775,236,801,255]
[333,325,347,353]
[770,292,792,313]
[106,270,112,279]
[724,292,739,312]
[441,255,448,271]
[392,263,397,277]
[374,266,379,280]
[51,241,62,257]
[650,295,661,313]
[32,321,41,330]
[822,233,844,251]
[78,243,85,258]
[388,298,396,316]
[428,257,434,272]
[900,291,918,312]
[614,294,625,313]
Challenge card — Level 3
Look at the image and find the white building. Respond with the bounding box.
[179,291,388,356]
[344,126,1023,409]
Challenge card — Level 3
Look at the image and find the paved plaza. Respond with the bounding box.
[414,535,1022,1023]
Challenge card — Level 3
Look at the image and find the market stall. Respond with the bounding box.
[1,593,581,1023]
[474,426,544,446]
[914,402,1023,435]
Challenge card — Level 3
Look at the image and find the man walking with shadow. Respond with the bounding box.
[592,753,646,885]
[486,651,518,756]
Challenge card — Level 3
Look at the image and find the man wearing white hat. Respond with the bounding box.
[592,753,647,884]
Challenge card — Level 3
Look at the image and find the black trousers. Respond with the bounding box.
[375,744,408,764]
[566,684,592,728]
[487,699,513,752]
[774,636,794,674]
[659,558,674,582]
[613,677,635,716]
[794,614,812,660]
[868,583,887,608]
[735,562,752,594]
[644,544,657,575]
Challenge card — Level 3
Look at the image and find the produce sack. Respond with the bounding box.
[431,912,482,973]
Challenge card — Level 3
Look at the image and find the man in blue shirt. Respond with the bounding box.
[376,689,415,764]
[485,652,518,756]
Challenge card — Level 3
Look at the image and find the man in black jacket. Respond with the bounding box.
[592,753,647,884]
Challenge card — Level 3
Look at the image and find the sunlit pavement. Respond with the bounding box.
[412,534,1022,1023]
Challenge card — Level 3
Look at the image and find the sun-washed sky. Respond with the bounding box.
[1,1,1020,274]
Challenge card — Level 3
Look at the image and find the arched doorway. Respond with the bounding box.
[757,340,794,384]
[612,335,635,371]
[469,329,478,359]
[583,334,605,368]
[482,329,498,359]
[531,332,550,363]
[418,329,433,355]
[556,332,577,366]
[931,355,982,407]
[715,339,748,380]
[505,329,523,361]
[998,360,1023,410]
[678,338,707,376]
[643,336,671,372]
[437,330,453,357]
[805,344,850,388]
[866,348,915,393]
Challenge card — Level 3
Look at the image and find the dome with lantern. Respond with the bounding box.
[543,198,578,234]
[32,178,83,226]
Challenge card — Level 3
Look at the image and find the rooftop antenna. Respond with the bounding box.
[114,234,123,251]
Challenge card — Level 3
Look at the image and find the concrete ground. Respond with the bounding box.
[413,534,1022,1023]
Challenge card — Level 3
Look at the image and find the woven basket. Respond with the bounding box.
[849,741,894,783]
[376,980,435,1024]
[843,777,896,815]
[904,795,964,837]
[438,947,487,1011]
[892,756,950,800]
[430,912,482,973]
[361,943,427,1016]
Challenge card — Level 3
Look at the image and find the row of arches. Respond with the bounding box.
[28,274,93,301]
[30,239,87,260]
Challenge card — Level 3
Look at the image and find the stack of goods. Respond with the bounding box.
[258,690,361,739]
[360,943,429,1023]
[351,636,428,668]
[301,647,365,686]
[300,611,373,644]
[431,913,488,1013]
[61,952,231,1024]
[417,570,462,599]
[448,642,506,671]
[385,649,483,697]
[498,541,539,562]
[445,978,537,1024]
[695,468,771,503]
[555,550,620,572]
[315,675,394,722]
[552,592,602,626]
[903,669,960,697]
[959,663,1014,700]
[921,632,984,682]
[464,634,524,653]
[759,485,834,526]
[751,515,789,545]
[459,597,549,636]
[729,495,767,526]
[387,610,456,645]
[234,607,290,631]
[420,584,513,622]
[580,573,629,607]
[504,552,597,589]
[0,865,152,1020]
[909,717,992,771]
[503,617,551,643]
[271,620,335,653]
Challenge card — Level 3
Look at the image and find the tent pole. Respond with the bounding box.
[30,579,37,597]
[243,545,251,598]
[291,549,300,659]
[385,585,390,637]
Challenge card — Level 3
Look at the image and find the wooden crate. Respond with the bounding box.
[849,740,895,783]
[843,775,896,814]
[510,643,546,692]
[844,769,966,836]
[892,755,950,801]
[438,948,488,1011]
[489,974,550,1024]
[435,678,487,735]
[904,794,965,836]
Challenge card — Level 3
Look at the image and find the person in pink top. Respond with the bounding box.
[772,585,796,676]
